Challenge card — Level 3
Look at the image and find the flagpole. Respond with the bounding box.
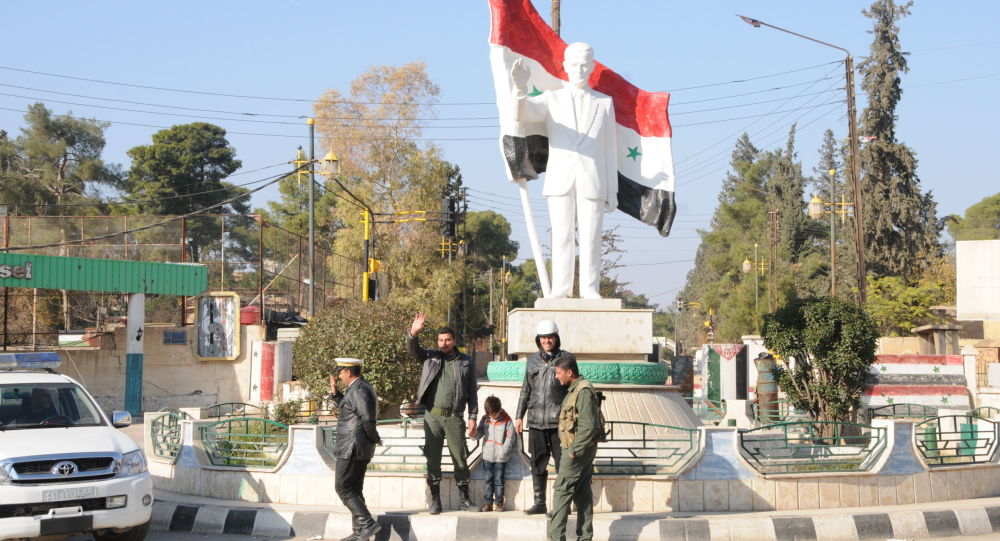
[517,180,552,298]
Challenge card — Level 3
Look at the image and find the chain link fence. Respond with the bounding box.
[1,215,362,348]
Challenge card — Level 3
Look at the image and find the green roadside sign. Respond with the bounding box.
[0,252,207,296]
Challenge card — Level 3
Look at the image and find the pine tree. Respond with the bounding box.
[766,125,811,264]
[858,0,941,280]
[679,133,769,343]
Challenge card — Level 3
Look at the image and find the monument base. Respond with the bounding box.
[507,297,653,361]
[479,379,700,430]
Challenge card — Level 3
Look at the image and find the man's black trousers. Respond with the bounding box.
[335,457,374,529]
[528,427,562,476]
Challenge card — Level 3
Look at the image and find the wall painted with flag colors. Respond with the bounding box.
[865,355,971,410]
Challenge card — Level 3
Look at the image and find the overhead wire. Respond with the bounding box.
[2,170,290,252]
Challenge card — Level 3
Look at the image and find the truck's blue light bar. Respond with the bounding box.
[0,352,62,370]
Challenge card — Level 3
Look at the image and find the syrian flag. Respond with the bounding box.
[488,0,677,236]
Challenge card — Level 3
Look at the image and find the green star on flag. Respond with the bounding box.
[886,397,894,404]
[879,365,887,372]
[933,365,941,373]
[941,396,950,404]
[626,146,642,161]
[528,85,543,97]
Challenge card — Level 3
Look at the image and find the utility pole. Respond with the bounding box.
[768,210,780,312]
[488,267,495,356]
[551,0,560,35]
[307,118,316,316]
[845,55,867,304]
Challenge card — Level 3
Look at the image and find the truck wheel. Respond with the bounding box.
[93,521,150,541]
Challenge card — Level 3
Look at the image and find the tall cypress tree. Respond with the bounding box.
[679,133,769,343]
[766,125,811,264]
[858,0,941,280]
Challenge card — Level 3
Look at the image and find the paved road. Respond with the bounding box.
[64,533,310,541]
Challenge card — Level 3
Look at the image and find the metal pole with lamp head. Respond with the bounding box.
[737,14,867,304]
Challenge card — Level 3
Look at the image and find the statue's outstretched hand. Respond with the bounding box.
[511,59,531,92]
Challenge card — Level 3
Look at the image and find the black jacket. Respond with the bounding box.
[516,349,573,430]
[331,377,380,460]
[405,332,478,420]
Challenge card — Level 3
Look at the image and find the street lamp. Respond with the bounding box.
[738,14,867,304]
[742,243,767,333]
[807,168,853,297]
[295,124,343,315]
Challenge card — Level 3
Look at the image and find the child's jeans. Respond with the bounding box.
[483,460,507,502]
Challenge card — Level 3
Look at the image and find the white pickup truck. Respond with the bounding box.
[0,354,153,540]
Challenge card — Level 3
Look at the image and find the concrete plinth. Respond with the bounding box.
[479,380,700,430]
[507,298,653,361]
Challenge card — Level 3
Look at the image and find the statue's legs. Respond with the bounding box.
[548,191,576,298]
[548,188,603,299]
[576,195,603,299]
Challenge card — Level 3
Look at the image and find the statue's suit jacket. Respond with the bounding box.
[516,86,618,205]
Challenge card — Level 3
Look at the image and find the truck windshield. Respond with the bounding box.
[0,383,105,429]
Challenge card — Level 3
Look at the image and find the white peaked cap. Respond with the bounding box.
[536,320,559,335]
[335,357,363,367]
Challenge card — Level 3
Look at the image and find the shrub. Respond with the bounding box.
[293,299,423,418]
[762,296,879,427]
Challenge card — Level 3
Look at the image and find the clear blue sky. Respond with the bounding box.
[2,1,997,307]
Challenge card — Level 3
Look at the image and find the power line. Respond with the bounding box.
[0,65,493,106]
[0,60,840,107]
[1,171,289,252]
[3,171,283,208]
[665,61,839,92]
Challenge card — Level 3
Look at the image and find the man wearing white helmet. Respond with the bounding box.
[515,319,574,515]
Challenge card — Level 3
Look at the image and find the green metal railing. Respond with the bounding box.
[868,403,938,420]
[970,407,1000,420]
[739,421,887,475]
[150,412,184,460]
[752,399,809,425]
[204,402,262,419]
[590,421,701,475]
[199,417,289,468]
[684,397,725,425]
[914,415,1000,467]
[321,419,481,473]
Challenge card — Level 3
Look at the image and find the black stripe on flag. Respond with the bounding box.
[502,134,549,181]
[616,173,676,237]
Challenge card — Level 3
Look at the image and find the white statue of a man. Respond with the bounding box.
[511,42,618,299]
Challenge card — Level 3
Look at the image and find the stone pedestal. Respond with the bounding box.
[493,297,699,430]
[507,298,653,361]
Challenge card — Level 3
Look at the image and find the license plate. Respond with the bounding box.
[42,486,97,501]
[39,515,93,535]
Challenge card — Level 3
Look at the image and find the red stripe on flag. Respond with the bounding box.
[488,0,671,138]
[864,385,971,396]
[875,355,963,366]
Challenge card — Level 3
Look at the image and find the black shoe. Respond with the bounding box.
[339,534,359,541]
[428,483,443,515]
[457,485,477,512]
[524,502,547,515]
[357,521,382,540]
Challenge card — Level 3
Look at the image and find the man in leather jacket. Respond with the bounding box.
[515,319,573,515]
[406,313,479,514]
[329,358,381,541]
